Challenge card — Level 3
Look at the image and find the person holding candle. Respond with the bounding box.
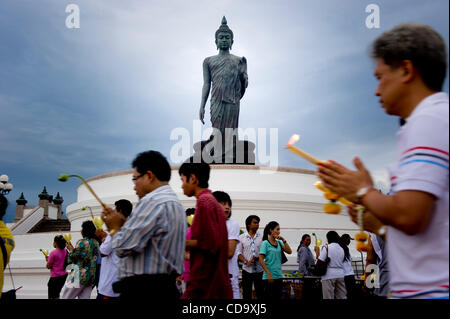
[317,23,449,299]
[62,220,99,299]
[101,150,186,301]
[96,199,132,299]
[46,235,68,299]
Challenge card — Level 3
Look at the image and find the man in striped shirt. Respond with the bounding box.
[318,23,448,299]
[101,150,186,300]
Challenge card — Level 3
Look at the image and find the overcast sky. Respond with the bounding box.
[1,0,449,222]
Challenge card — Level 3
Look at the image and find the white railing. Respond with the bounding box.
[11,207,44,235]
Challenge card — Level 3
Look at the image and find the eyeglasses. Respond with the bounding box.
[132,173,145,184]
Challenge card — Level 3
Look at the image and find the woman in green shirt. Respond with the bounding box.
[62,220,99,299]
[259,221,292,299]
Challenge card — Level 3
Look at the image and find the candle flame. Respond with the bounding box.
[287,134,300,146]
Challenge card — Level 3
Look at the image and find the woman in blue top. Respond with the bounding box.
[259,221,292,300]
[297,234,315,276]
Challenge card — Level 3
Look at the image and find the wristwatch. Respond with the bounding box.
[356,185,374,203]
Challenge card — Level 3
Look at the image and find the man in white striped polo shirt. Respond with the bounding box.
[101,150,186,300]
[318,23,448,299]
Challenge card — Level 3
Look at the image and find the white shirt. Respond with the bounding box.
[318,243,345,280]
[226,219,241,278]
[370,233,383,263]
[98,234,120,297]
[342,255,354,277]
[387,92,449,299]
[237,231,263,273]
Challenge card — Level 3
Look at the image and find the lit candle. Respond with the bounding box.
[286,134,321,165]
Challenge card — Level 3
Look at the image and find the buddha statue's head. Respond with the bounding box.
[215,16,234,50]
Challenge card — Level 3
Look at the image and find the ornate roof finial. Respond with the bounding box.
[38,186,50,200]
[16,192,28,206]
[53,192,64,205]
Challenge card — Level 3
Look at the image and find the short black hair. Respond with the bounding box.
[326,230,340,244]
[0,194,7,220]
[297,234,311,252]
[132,150,171,182]
[178,162,210,188]
[245,215,260,231]
[54,235,67,249]
[371,23,447,91]
[212,191,232,206]
[81,220,98,241]
[115,199,133,218]
[263,221,279,241]
[185,207,196,216]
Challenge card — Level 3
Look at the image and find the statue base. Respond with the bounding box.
[189,139,255,165]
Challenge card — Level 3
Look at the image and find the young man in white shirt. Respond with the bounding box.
[213,191,241,299]
[318,23,449,299]
[96,199,132,299]
[237,215,264,300]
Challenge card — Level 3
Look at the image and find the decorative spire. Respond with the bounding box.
[38,186,50,200]
[222,16,227,26]
[53,192,64,205]
[16,192,27,206]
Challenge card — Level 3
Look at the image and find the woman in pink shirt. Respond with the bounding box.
[46,235,68,299]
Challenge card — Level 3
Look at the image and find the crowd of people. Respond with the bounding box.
[0,22,448,301]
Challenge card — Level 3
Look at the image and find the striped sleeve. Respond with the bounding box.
[395,113,449,198]
[112,197,166,258]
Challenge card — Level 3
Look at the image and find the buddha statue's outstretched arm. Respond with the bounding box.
[199,59,211,124]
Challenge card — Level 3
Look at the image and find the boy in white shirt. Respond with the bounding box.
[213,191,241,299]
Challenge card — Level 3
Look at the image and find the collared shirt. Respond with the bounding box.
[68,237,99,286]
[98,234,120,297]
[112,184,186,280]
[237,231,263,273]
[387,92,449,299]
[297,245,314,276]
